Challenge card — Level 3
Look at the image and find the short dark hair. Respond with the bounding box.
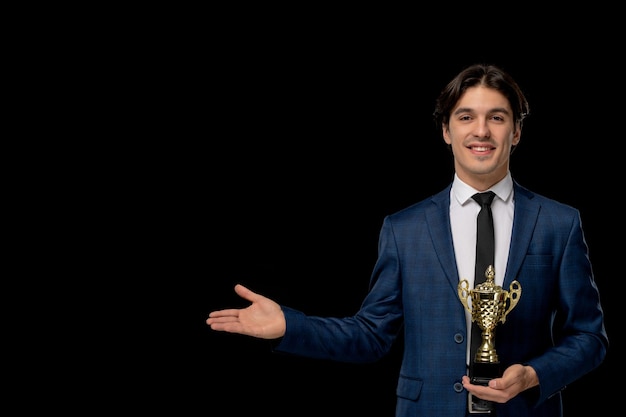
[433,64,530,131]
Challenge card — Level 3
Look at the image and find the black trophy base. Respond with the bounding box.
[470,361,501,385]
[468,362,501,414]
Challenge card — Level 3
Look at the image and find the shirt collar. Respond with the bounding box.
[451,172,513,206]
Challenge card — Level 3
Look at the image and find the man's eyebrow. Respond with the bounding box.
[452,107,511,115]
[489,107,511,115]
[452,107,472,115]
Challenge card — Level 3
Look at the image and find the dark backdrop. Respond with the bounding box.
[147,33,620,416]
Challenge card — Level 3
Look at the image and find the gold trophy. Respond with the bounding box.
[458,265,521,412]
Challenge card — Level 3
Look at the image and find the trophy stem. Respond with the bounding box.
[475,329,499,363]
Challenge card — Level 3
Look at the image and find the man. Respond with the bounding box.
[207,63,608,416]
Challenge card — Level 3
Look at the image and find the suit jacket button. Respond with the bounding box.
[454,382,464,393]
[454,333,464,343]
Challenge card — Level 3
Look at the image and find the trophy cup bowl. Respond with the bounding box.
[458,265,521,377]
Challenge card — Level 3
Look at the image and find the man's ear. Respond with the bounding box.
[442,125,452,145]
[514,121,523,144]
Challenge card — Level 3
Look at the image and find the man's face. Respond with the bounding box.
[442,85,521,190]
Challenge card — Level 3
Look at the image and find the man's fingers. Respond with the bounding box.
[234,284,259,302]
[208,309,240,318]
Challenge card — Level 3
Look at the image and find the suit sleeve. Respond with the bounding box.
[273,216,404,363]
[525,210,608,405]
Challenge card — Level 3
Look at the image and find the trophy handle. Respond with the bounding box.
[500,280,522,324]
[457,279,472,314]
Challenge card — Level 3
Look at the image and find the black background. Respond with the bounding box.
[135,24,621,416]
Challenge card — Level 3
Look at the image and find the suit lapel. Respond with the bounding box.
[424,181,541,292]
[425,186,460,292]
[504,182,540,287]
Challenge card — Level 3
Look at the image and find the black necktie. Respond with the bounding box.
[472,191,496,285]
[469,191,498,411]
[470,191,496,364]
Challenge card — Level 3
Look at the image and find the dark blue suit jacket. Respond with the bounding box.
[275,181,608,417]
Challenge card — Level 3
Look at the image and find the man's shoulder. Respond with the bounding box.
[388,186,451,220]
[513,181,580,215]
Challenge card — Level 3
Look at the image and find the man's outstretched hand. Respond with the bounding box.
[206,284,286,339]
